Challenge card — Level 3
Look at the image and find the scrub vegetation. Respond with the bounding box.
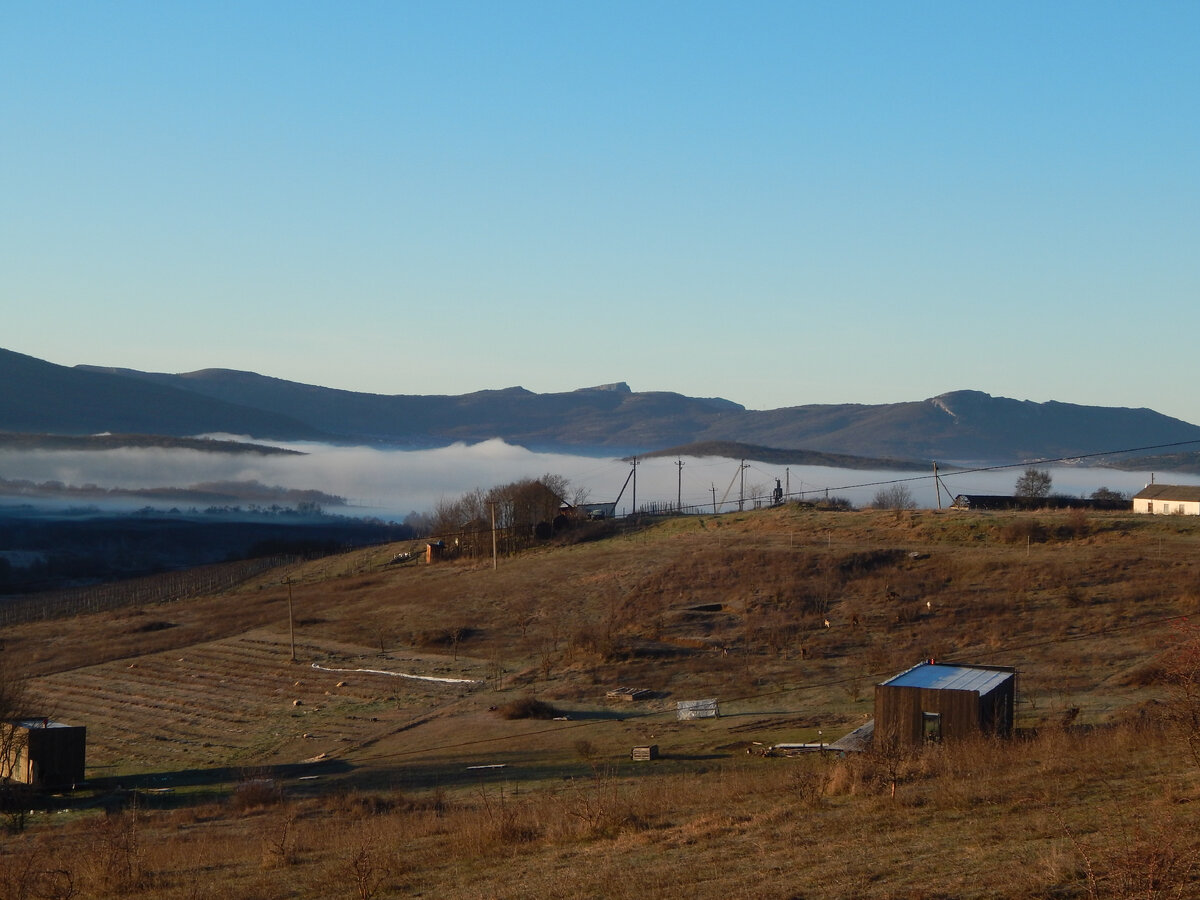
[2,504,1200,898]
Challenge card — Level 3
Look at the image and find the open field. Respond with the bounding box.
[2,505,1200,898]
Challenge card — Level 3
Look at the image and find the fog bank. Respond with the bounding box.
[1,439,1194,518]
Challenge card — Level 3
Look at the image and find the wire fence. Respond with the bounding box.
[0,554,298,627]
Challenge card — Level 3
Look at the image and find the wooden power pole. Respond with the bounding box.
[490,501,498,570]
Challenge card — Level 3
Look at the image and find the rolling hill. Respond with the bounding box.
[3,504,1199,897]
[5,347,1200,463]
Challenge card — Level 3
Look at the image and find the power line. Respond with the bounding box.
[766,437,1200,508]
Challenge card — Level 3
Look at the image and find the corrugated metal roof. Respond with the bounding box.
[1132,484,1200,502]
[881,662,1013,695]
[829,719,874,753]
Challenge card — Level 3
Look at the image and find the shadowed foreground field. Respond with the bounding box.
[2,505,1199,898]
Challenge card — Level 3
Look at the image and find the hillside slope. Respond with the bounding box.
[5,506,1199,898]
[0,348,329,440]
[5,347,1200,461]
[78,362,1200,460]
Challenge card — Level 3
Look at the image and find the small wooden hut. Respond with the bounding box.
[874,661,1015,749]
[1,719,86,789]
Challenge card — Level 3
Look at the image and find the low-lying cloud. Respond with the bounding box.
[0,438,1189,518]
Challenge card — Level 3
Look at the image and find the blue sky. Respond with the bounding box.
[3,2,1197,424]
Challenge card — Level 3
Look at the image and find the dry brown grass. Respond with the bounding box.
[2,724,1196,898]
[3,507,1200,897]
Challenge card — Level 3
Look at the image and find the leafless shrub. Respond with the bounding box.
[0,784,35,836]
[573,739,598,767]
[495,695,558,720]
[559,767,645,838]
[1000,519,1047,544]
[343,834,393,900]
[785,764,828,808]
[259,812,299,869]
[1160,620,1200,771]
[0,849,77,900]
[84,807,145,893]
[0,655,34,835]
[231,775,283,812]
[1066,507,1089,538]
[412,625,476,656]
[871,485,917,511]
[474,784,542,849]
[1058,804,1200,900]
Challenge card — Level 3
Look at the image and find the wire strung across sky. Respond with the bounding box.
[342,438,1200,764]
[698,437,1200,511]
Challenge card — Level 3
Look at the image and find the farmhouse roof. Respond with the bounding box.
[1133,484,1200,502]
[880,661,1013,695]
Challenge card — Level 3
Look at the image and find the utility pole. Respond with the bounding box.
[739,459,748,511]
[785,467,790,500]
[284,576,296,662]
[711,483,717,515]
[630,456,639,517]
[933,461,942,510]
[490,501,498,570]
[676,458,685,512]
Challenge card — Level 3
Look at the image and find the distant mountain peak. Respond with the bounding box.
[928,390,999,420]
[576,382,632,393]
[930,389,994,405]
[6,349,1200,463]
[476,386,532,396]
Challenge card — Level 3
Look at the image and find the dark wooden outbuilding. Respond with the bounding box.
[1,719,87,789]
[874,661,1015,749]
[951,494,1128,511]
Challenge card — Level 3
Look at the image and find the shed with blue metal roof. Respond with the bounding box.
[874,660,1015,749]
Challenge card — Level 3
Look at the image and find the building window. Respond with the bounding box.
[923,712,942,743]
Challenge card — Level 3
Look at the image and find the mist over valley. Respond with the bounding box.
[6,346,1200,593]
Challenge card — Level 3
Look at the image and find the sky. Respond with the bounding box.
[3,3,1198,421]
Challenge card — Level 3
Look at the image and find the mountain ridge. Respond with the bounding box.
[4,348,1200,464]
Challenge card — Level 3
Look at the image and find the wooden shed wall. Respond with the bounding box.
[3,725,86,788]
[979,679,1015,738]
[28,727,86,787]
[875,685,972,746]
[879,684,1013,746]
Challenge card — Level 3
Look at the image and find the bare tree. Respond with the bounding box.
[871,485,917,510]
[1162,620,1200,772]
[0,654,33,831]
[0,654,30,777]
[1014,468,1052,499]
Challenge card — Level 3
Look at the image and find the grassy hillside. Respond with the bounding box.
[2,505,1199,898]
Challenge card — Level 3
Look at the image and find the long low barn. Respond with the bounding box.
[952,494,1128,511]
[1132,484,1200,515]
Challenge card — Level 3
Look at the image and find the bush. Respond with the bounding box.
[231,777,282,812]
[870,485,916,510]
[999,519,1047,544]
[815,496,854,511]
[495,695,558,720]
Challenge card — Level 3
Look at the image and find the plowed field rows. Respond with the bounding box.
[26,628,488,778]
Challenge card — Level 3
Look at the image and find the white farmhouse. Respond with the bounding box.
[1132,484,1200,515]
